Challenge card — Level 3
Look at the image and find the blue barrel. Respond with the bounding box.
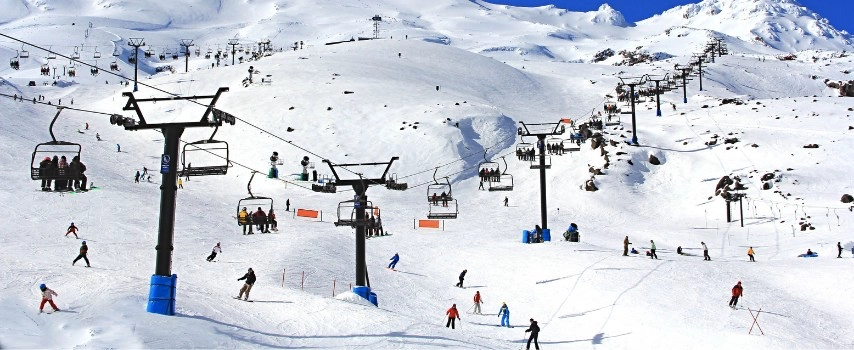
[147,274,177,315]
[352,286,370,299]
[522,230,530,243]
[542,229,551,242]
[368,292,378,307]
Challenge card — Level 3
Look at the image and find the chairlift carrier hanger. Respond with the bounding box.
[30,108,82,180]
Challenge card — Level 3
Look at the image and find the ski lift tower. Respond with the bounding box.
[180,39,194,73]
[118,87,235,316]
[617,75,650,145]
[691,54,706,91]
[127,38,145,92]
[371,15,382,39]
[647,73,672,117]
[674,64,694,104]
[227,38,239,66]
[314,157,399,306]
[517,121,565,232]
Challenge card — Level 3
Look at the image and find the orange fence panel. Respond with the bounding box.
[296,208,320,220]
[417,219,441,229]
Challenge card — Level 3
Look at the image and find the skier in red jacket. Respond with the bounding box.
[729,281,743,309]
[446,304,460,329]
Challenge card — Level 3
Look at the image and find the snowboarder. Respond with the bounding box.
[236,268,256,301]
[65,223,79,238]
[649,240,658,259]
[525,318,540,350]
[388,253,399,270]
[729,281,743,308]
[445,304,460,329]
[72,241,90,267]
[455,269,467,288]
[134,171,140,183]
[207,243,221,262]
[473,291,483,314]
[623,236,631,256]
[498,302,510,327]
[838,242,843,258]
[702,241,711,261]
[748,247,755,262]
[504,196,509,207]
[95,133,101,141]
[38,284,60,313]
[677,246,683,255]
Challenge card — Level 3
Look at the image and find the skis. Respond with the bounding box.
[386,267,397,272]
[366,234,392,239]
[233,297,254,302]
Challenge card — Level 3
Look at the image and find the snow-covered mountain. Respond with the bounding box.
[2,0,854,349]
[646,0,854,52]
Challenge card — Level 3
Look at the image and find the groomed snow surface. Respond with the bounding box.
[2,1,854,349]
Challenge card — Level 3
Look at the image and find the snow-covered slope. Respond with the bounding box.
[2,0,854,349]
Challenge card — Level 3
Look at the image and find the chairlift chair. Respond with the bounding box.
[47,46,57,60]
[311,180,337,193]
[426,169,453,204]
[128,54,136,64]
[20,45,30,58]
[10,57,20,70]
[112,47,121,57]
[427,197,458,219]
[172,50,179,60]
[195,47,201,56]
[235,171,274,227]
[205,47,212,59]
[334,199,376,227]
[93,48,101,59]
[477,149,501,185]
[515,141,534,161]
[179,124,231,177]
[110,60,119,71]
[144,47,153,58]
[71,47,80,60]
[530,154,552,169]
[488,157,513,191]
[385,173,408,191]
[30,108,83,185]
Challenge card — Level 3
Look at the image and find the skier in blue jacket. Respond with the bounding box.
[388,253,399,269]
[499,302,511,327]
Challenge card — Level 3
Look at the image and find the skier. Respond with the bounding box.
[206,242,221,262]
[38,284,60,313]
[455,269,467,288]
[838,242,843,258]
[621,236,630,256]
[268,209,278,231]
[479,179,484,190]
[38,157,53,191]
[729,281,743,309]
[525,318,540,350]
[69,156,87,191]
[286,199,290,212]
[649,240,658,259]
[701,241,711,261]
[387,253,399,270]
[141,167,148,179]
[116,144,121,152]
[96,133,101,141]
[238,207,253,235]
[504,196,509,207]
[236,268,256,301]
[134,171,140,183]
[473,291,483,314]
[498,302,510,327]
[445,304,460,329]
[72,241,90,267]
[747,247,755,262]
[85,122,88,130]
[65,223,79,238]
[177,178,183,189]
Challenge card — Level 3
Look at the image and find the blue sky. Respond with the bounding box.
[487,1,853,34]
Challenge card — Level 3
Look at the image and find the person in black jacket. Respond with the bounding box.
[525,318,540,350]
[236,268,256,300]
[69,156,88,191]
[455,269,467,288]
[72,241,90,267]
[39,156,53,191]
